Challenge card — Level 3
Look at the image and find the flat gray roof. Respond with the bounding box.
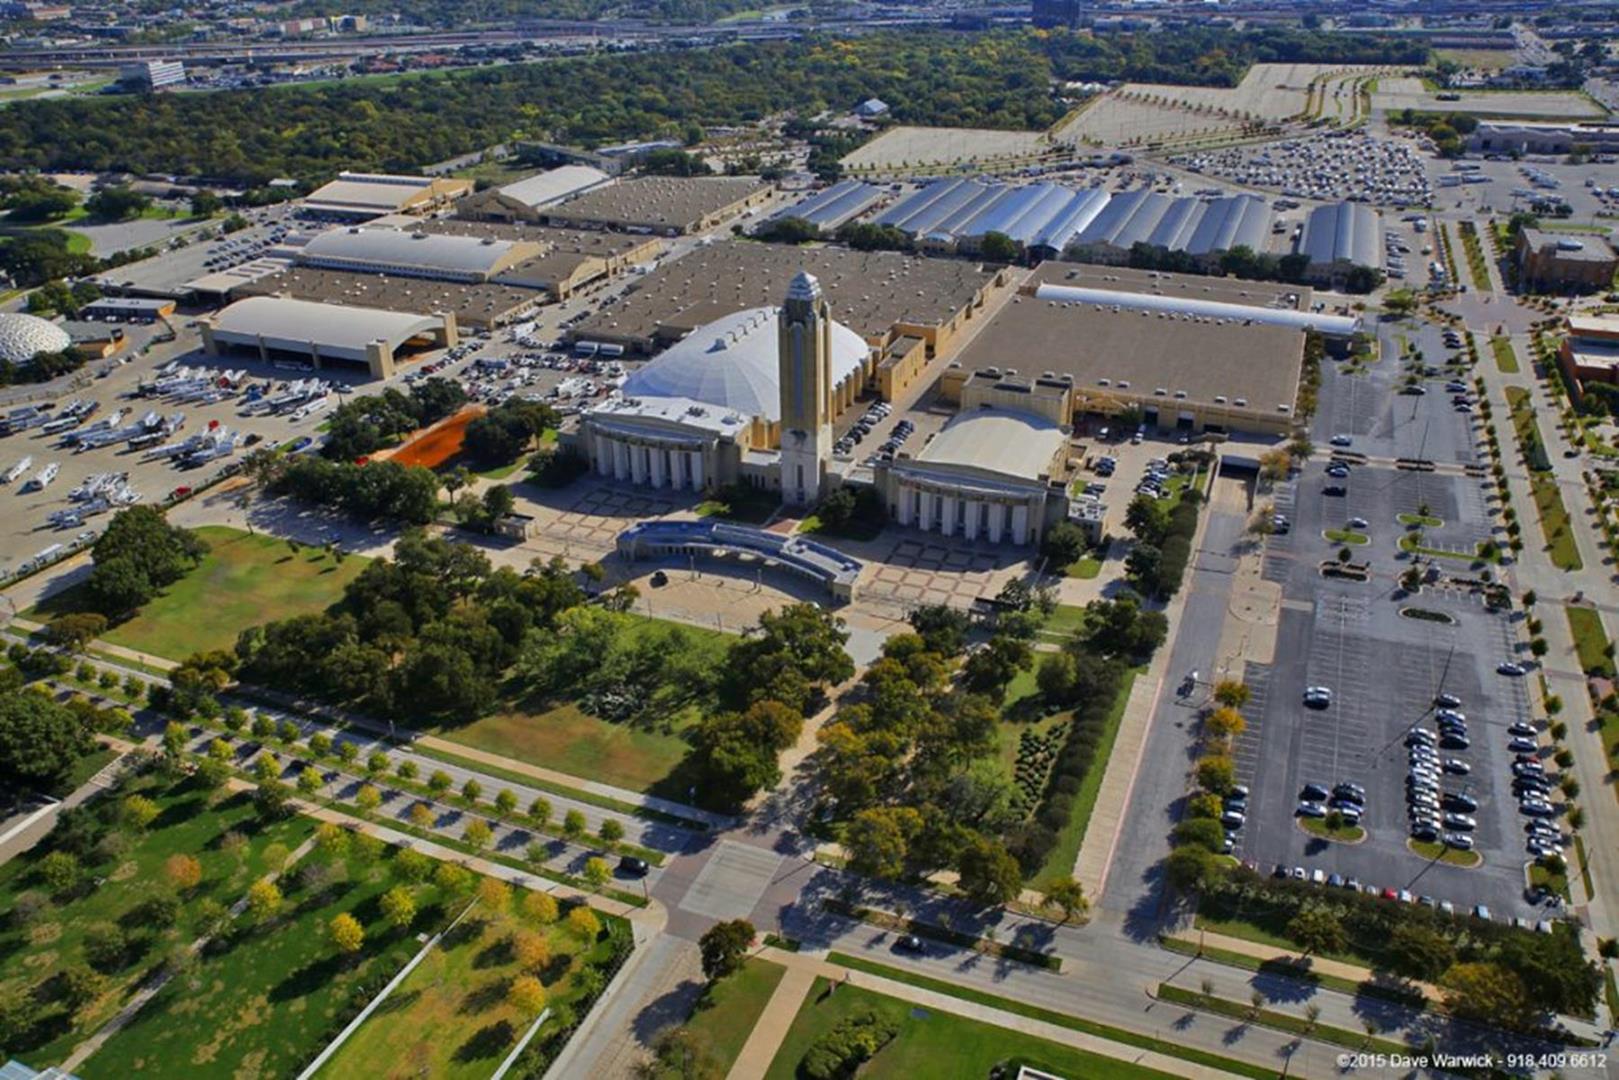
[957,287,1304,421]
[576,241,995,346]
[1520,228,1618,263]
[546,176,769,231]
[235,266,538,326]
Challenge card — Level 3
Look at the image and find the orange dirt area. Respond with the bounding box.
[385,406,486,470]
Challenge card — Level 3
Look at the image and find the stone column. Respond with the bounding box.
[1011,503,1030,545]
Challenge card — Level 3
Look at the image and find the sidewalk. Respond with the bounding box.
[741,947,1249,1080]
[1165,927,1444,1003]
[726,963,817,1080]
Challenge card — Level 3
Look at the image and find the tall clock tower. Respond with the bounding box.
[778,270,833,506]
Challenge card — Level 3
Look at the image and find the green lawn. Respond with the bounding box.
[52,745,118,797]
[437,700,695,794]
[28,527,368,661]
[0,775,316,1068]
[1490,336,1520,374]
[1064,553,1103,578]
[1323,529,1370,545]
[315,892,613,1080]
[1529,474,1583,571]
[1566,606,1614,678]
[83,844,447,1079]
[825,953,1272,1080]
[663,958,786,1077]
[1034,668,1139,884]
[1397,512,1443,528]
[1299,816,1365,842]
[433,612,732,795]
[1038,603,1091,642]
[694,485,778,525]
[762,980,1174,1080]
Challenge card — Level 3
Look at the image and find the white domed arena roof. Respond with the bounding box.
[621,305,867,423]
[0,313,72,364]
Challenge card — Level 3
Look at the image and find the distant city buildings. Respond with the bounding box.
[118,59,185,92]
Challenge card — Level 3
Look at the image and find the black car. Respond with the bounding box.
[649,570,669,587]
[1440,734,1470,750]
[894,934,925,953]
[617,855,650,877]
[1300,782,1330,802]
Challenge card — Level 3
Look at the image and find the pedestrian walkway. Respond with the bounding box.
[747,947,1248,1080]
[727,964,818,1080]
[1164,928,1444,1003]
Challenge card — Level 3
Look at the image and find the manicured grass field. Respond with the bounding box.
[668,958,786,1077]
[30,527,368,661]
[0,775,315,1068]
[83,844,447,1080]
[1566,605,1614,678]
[762,980,1174,1080]
[1490,335,1520,374]
[434,612,732,794]
[315,893,613,1080]
[438,700,694,794]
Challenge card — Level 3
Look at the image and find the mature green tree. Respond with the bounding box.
[955,834,1022,907]
[85,185,151,220]
[1286,908,1346,957]
[698,918,755,982]
[0,690,93,800]
[843,806,921,879]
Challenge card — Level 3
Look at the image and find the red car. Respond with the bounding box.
[1381,888,1398,901]
[169,486,192,500]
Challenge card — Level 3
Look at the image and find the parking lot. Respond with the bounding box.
[1169,131,1433,207]
[1233,452,1552,920]
[1312,319,1482,467]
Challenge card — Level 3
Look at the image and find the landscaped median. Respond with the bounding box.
[1490,335,1521,375]
[1565,605,1614,678]
[1154,984,1410,1056]
[1298,815,1365,843]
[824,952,1276,1080]
[1504,386,1582,571]
[1406,838,1482,868]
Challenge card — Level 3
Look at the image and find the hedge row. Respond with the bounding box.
[1006,657,1128,874]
